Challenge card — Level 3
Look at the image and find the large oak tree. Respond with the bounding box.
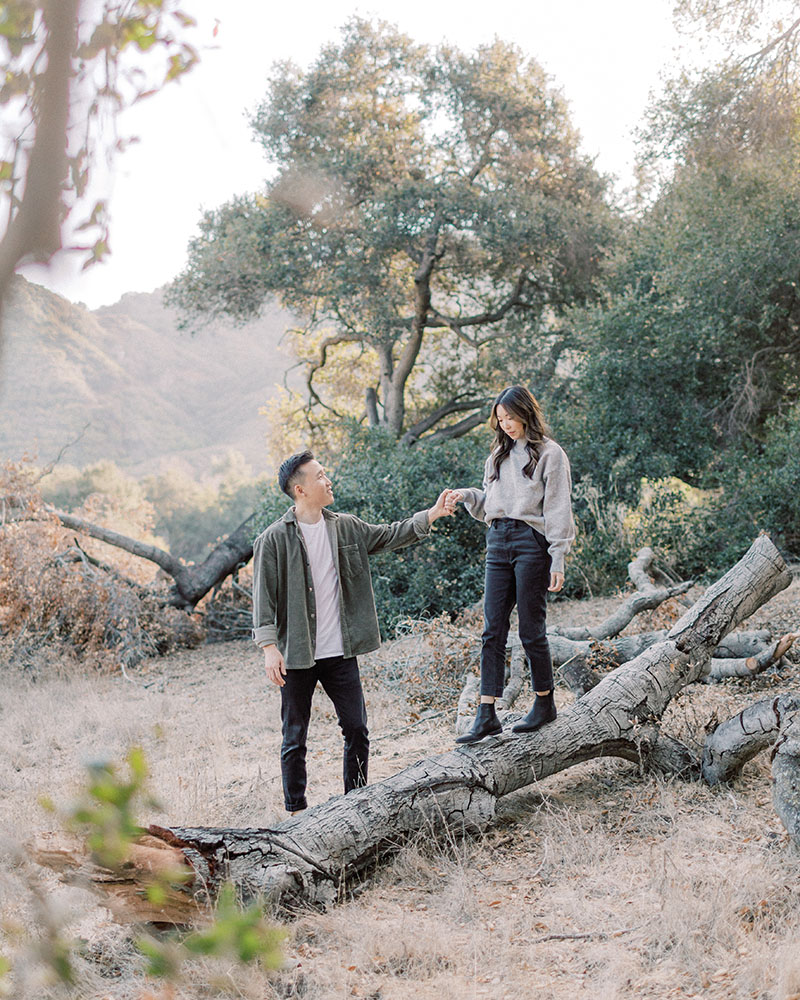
[167,18,615,442]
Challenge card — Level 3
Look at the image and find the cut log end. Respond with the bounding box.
[29,831,202,925]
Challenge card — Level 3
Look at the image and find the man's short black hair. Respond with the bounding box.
[278,450,315,498]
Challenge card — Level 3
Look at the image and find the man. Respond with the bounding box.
[252,450,456,814]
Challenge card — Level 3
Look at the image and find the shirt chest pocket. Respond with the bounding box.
[338,543,366,577]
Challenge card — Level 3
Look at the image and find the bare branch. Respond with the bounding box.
[413,409,488,445]
[400,396,491,445]
[429,272,528,347]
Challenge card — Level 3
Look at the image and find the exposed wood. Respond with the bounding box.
[30,832,200,924]
[33,536,791,922]
[704,632,798,681]
[701,693,800,785]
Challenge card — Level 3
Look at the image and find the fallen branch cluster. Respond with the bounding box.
[200,569,254,644]
[454,547,796,730]
[32,535,799,923]
[1,464,203,669]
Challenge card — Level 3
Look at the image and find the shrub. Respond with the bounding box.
[0,460,203,670]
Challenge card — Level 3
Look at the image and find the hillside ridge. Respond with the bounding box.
[0,275,294,474]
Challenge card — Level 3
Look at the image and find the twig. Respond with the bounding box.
[372,711,447,742]
[526,923,642,944]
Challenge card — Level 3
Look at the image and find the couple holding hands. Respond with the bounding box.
[252,385,575,814]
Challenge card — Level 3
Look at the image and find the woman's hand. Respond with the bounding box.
[548,571,564,593]
[428,488,459,523]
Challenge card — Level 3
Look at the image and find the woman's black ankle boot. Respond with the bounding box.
[455,703,502,744]
[512,691,557,733]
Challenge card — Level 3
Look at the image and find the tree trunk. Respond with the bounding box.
[33,536,791,922]
[50,508,256,610]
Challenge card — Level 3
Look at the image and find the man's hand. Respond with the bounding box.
[548,571,565,593]
[263,644,287,687]
[428,488,459,524]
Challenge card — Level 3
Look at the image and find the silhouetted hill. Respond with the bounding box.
[0,276,294,474]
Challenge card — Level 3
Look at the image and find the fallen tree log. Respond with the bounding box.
[772,706,800,845]
[550,547,693,641]
[32,535,791,922]
[701,691,800,847]
[704,632,798,681]
[702,692,800,785]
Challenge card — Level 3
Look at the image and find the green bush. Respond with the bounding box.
[566,477,634,597]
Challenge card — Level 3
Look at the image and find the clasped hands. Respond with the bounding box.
[427,488,464,523]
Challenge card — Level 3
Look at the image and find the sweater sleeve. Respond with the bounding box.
[541,446,576,576]
[457,457,491,523]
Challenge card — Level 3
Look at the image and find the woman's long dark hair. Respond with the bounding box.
[487,386,549,482]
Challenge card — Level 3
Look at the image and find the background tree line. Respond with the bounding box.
[164,9,800,632]
[4,2,799,657]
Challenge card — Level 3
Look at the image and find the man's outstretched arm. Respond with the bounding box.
[358,488,458,554]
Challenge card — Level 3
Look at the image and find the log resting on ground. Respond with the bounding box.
[31,536,792,921]
[704,632,798,681]
[702,692,800,785]
[701,689,800,847]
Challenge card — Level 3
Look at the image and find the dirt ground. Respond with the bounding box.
[1,574,799,1000]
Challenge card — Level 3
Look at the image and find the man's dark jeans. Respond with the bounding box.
[480,517,554,698]
[280,655,369,812]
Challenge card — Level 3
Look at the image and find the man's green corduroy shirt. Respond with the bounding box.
[251,505,432,669]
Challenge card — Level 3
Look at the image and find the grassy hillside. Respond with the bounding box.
[0,275,295,474]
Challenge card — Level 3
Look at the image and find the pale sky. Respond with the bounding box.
[20,0,687,309]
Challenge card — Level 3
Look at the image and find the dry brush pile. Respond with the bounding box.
[0,460,204,670]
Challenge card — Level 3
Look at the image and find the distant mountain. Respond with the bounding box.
[0,276,296,474]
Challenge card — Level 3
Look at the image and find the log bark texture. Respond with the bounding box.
[701,693,800,785]
[701,690,800,847]
[772,707,800,845]
[33,536,791,922]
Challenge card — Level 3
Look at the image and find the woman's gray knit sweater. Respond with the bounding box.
[459,437,576,575]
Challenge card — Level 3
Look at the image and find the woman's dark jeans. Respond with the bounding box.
[480,517,553,698]
[279,655,369,812]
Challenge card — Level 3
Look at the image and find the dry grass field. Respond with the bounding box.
[2,578,800,1000]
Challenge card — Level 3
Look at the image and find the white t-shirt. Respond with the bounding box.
[297,516,344,659]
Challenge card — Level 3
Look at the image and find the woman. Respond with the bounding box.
[454,386,575,743]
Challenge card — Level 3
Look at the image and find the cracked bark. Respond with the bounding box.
[702,693,800,785]
[32,535,792,921]
[701,691,800,847]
